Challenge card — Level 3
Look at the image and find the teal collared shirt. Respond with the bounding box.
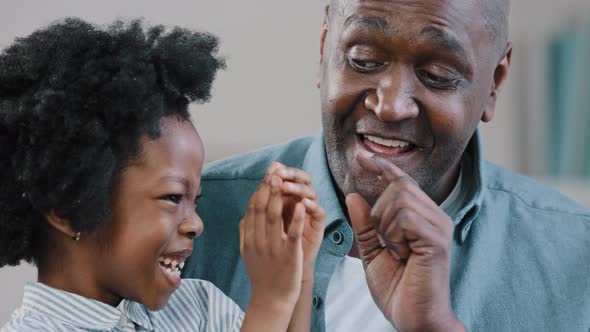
[184,133,590,332]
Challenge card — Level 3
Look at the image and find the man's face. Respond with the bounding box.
[319,0,509,205]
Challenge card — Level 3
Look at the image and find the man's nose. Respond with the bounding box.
[179,208,204,240]
[365,69,419,122]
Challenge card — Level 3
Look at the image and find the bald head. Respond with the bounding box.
[479,0,511,55]
[328,0,510,56]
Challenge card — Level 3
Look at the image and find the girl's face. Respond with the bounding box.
[92,116,204,310]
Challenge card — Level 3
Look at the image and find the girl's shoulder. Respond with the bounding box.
[1,307,69,332]
[148,278,244,331]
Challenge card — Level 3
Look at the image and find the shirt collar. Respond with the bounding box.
[439,165,464,218]
[120,299,154,331]
[302,130,486,244]
[302,134,347,228]
[22,282,154,331]
[451,130,486,244]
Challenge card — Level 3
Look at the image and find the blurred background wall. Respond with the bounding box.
[1,0,589,324]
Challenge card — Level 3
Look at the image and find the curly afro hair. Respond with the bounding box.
[0,18,225,267]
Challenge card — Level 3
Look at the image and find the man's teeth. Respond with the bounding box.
[364,135,410,148]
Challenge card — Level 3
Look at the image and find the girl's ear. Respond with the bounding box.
[45,211,77,239]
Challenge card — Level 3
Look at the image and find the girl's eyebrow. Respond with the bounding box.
[159,176,190,190]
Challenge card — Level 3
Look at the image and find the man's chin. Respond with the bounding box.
[344,178,387,207]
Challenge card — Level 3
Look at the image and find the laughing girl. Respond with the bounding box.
[0,18,324,332]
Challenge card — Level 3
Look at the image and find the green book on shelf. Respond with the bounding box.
[583,20,590,177]
[548,22,589,177]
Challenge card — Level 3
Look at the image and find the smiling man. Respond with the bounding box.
[183,0,590,331]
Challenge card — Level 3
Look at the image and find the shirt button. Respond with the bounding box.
[330,230,344,245]
[312,295,322,309]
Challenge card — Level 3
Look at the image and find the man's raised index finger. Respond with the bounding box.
[355,151,408,183]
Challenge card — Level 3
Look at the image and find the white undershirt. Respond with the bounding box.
[325,256,398,331]
[325,169,464,331]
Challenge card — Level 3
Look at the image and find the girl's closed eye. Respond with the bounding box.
[160,194,184,204]
[194,188,202,206]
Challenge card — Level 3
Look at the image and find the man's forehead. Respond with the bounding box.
[330,0,508,49]
[333,0,496,49]
[332,0,479,21]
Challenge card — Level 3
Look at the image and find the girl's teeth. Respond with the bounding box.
[162,265,181,278]
[159,256,185,272]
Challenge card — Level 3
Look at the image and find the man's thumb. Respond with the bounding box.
[345,193,372,235]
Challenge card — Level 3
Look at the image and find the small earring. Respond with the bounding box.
[73,232,81,241]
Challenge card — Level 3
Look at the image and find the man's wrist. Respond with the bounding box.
[430,316,467,332]
[395,311,466,332]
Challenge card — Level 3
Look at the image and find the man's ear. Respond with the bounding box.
[317,5,329,89]
[46,211,77,239]
[482,42,512,123]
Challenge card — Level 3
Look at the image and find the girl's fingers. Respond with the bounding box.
[280,181,317,200]
[275,167,312,185]
[239,218,245,254]
[266,175,286,249]
[253,182,271,252]
[287,203,305,246]
[264,161,285,182]
[242,196,256,253]
[302,198,326,225]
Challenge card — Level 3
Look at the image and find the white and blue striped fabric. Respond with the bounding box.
[1,279,244,331]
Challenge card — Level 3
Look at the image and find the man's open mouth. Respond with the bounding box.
[360,134,416,155]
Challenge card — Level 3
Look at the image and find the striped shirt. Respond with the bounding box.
[1,279,244,332]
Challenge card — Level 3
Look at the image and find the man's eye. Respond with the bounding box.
[347,56,384,72]
[417,70,460,90]
[161,194,183,204]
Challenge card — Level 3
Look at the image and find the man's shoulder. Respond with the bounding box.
[202,136,316,181]
[483,161,590,219]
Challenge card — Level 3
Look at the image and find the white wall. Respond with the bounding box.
[1,0,589,324]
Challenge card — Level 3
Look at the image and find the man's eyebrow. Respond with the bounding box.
[343,14,389,32]
[419,26,466,56]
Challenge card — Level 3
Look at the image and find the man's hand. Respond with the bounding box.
[346,153,466,332]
